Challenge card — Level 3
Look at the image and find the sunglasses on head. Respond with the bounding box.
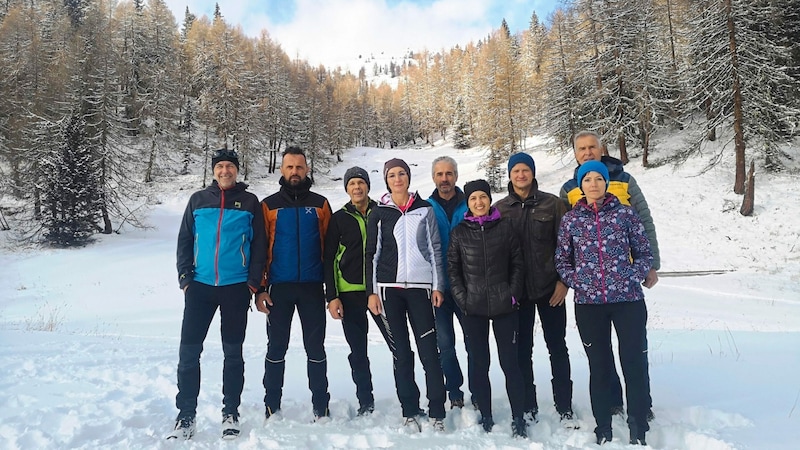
[212,149,238,159]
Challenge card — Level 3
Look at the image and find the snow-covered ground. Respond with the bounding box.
[1,134,799,449]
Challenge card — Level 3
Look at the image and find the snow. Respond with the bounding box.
[1,134,799,449]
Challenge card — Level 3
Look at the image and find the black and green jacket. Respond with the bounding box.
[323,199,376,301]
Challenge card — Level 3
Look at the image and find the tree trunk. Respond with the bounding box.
[704,97,716,141]
[725,0,746,194]
[100,157,112,234]
[641,121,650,167]
[0,208,10,231]
[144,138,156,183]
[739,160,755,216]
[269,150,277,174]
[100,201,112,234]
[202,131,209,188]
[617,132,629,165]
[666,0,678,72]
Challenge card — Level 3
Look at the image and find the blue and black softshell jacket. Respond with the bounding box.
[261,177,332,286]
[177,181,267,290]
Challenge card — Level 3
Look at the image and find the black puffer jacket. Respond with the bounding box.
[447,209,524,318]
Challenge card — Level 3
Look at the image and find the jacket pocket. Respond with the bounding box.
[530,214,555,241]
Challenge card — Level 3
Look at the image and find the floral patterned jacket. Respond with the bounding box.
[555,193,653,305]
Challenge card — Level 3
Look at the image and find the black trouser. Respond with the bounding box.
[263,282,329,415]
[608,332,653,409]
[575,300,650,436]
[434,289,472,402]
[381,287,446,419]
[462,312,525,421]
[338,291,393,409]
[517,291,573,414]
[176,281,250,418]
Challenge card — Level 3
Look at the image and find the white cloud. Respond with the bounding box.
[164,0,558,71]
[258,0,497,70]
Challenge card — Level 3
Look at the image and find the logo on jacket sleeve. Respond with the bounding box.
[235,201,242,208]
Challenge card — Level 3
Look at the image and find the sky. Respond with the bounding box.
[163,0,562,69]
[1,124,799,448]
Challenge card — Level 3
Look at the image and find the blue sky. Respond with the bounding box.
[164,0,562,70]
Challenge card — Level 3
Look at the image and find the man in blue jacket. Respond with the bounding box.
[171,149,267,440]
[256,147,333,422]
[427,156,472,409]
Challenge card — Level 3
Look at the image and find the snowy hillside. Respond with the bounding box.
[0,135,799,449]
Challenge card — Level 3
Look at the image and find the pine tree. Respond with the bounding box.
[687,0,800,191]
[544,8,586,151]
[41,114,100,247]
[474,20,524,191]
[140,0,181,182]
[452,95,471,149]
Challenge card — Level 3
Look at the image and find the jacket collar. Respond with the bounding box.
[506,179,539,204]
[464,206,502,226]
[279,176,313,200]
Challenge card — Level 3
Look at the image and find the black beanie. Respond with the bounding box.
[463,179,492,203]
[343,166,370,191]
[211,149,239,170]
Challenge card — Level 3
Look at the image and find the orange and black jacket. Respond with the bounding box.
[261,177,331,286]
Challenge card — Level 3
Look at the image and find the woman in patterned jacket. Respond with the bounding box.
[555,160,653,446]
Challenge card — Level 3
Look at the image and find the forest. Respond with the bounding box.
[0,0,798,245]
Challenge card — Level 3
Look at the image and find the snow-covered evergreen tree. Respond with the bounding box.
[452,95,471,149]
[687,0,800,191]
[41,114,100,247]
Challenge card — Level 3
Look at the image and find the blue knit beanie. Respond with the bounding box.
[507,153,535,175]
[576,160,610,191]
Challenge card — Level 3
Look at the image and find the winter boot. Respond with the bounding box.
[595,428,613,445]
[511,416,528,438]
[478,415,494,433]
[221,413,240,440]
[166,416,196,440]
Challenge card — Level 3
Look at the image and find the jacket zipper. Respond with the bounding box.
[295,195,301,282]
[593,202,607,303]
[481,224,488,316]
[214,188,226,286]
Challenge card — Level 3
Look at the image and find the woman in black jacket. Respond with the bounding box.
[447,179,527,438]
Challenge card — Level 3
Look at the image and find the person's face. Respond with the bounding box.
[346,178,369,204]
[574,135,604,164]
[386,166,409,193]
[281,154,308,186]
[432,161,457,197]
[581,171,607,204]
[213,161,238,189]
[468,191,491,217]
[509,163,534,192]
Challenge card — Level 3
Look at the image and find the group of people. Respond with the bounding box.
[171,130,661,446]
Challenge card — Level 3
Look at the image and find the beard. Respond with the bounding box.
[437,182,452,192]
